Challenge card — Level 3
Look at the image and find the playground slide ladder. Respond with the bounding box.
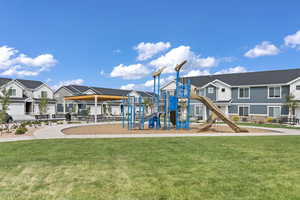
[190,91,248,133]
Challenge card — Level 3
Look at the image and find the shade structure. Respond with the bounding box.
[64,95,126,123]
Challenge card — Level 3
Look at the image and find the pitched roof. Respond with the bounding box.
[16,79,44,89]
[61,84,154,97]
[182,68,300,87]
[90,87,130,96]
[0,78,12,87]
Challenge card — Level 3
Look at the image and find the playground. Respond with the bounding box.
[62,123,274,135]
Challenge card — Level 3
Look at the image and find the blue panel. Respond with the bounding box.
[168,96,177,111]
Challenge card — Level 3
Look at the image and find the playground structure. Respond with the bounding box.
[122,60,248,133]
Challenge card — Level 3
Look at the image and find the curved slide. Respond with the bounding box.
[190,90,248,133]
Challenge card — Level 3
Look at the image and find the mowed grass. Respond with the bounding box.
[1,137,300,200]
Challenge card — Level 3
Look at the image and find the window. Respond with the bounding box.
[8,88,16,96]
[268,87,281,98]
[238,106,249,116]
[268,106,281,118]
[208,87,214,94]
[57,104,64,112]
[195,105,203,116]
[41,91,48,98]
[296,85,300,90]
[221,88,225,92]
[239,88,250,98]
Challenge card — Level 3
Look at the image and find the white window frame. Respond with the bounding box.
[238,87,250,99]
[296,85,300,90]
[41,91,48,98]
[268,86,281,99]
[8,88,16,97]
[238,105,250,117]
[208,87,214,94]
[267,106,281,118]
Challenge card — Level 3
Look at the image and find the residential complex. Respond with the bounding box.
[161,68,300,121]
[0,68,299,122]
[0,78,56,120]
[54,84,153,116]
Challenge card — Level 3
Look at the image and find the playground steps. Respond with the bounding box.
[190,91,248,133]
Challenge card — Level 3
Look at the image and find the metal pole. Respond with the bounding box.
[94,96,97,123]
[122,97,125,128]
[127,94,130,130]
[175,70,179,130]
[186,80,191,129]
[133,97,136,129]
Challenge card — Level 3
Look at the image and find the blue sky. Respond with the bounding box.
[0,0,300,90]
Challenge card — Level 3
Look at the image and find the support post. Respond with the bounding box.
[175,70,179,130]
[94,96,97,123]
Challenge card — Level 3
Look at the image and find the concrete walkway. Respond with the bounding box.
[0,122,299,143]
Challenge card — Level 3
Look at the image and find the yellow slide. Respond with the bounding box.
[190,90,248,133]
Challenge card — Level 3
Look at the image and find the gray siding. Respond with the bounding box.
[281,105,289,115]
[228,105,238,114]
[205,84,216,101]
[231,86,289,103]
[250,105,267,115]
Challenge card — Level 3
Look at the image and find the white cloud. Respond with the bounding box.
[120,83,136,90]
[51,79,84,90]
[284,30,300,49]
[110,63,150,80]
[214,66,247,75]
[244,41,280,58]
[150,46,218,73]
[0,45,57,77]
[144,75,175,88]
[184,69,210,77]
[134,42,171,61]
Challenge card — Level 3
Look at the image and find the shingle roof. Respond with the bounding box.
[16,79,44,89]
[182,68,300,87]
[0,78,12,87]
[61,84,155,97]
[90,87,130,96]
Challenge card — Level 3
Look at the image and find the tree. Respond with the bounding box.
[285,94,299,119]
[38,96,49,115]
[0,89,10,123]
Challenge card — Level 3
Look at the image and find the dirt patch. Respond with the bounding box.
[62,123,276,135]
[0,126,40,138]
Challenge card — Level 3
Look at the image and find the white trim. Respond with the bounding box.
[231,103,285,105]
[238,87,250,99]
[267,106,281,117]
[212,79,232,88]
[200,82,218,89]
[287,77,300,85]
[235,83,286,88]
[267,86,282,99]
[249,113,268,116]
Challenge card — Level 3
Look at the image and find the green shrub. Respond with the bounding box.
[266,117,273,123]
[15,127,28,135]
[232,116,239,122]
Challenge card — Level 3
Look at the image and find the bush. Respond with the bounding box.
[232,116,239,122]
[266,117,273,123]
[15,127,28,135]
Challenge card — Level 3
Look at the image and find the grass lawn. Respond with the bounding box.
[1,137,300,200]
[236,122,300,129]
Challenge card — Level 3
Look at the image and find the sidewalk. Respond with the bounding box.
[0,122,299,143]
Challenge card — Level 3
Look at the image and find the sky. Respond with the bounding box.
[0,0,300,91]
